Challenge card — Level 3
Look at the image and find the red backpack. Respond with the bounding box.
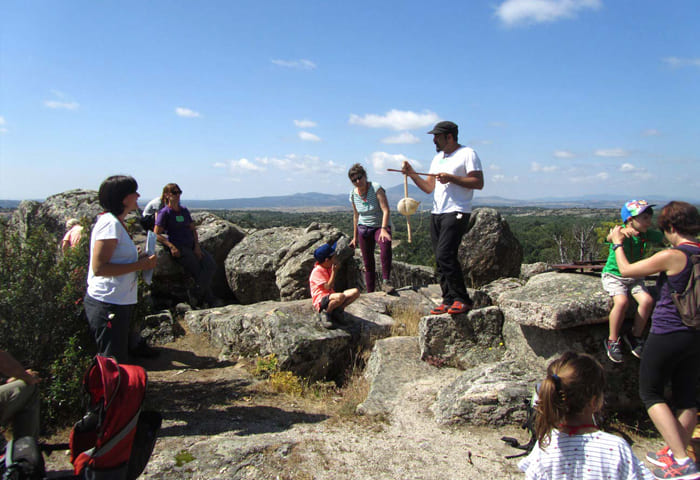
[69,356,157,480]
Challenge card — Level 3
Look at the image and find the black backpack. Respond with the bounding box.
[671,249,700,329]
[2,437,45,480]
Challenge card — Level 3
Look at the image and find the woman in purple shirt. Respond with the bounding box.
[611,201,700,479]
[154,183,219,307]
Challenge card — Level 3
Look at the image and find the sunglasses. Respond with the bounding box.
[171,190,183,195]
[350,175,364,183]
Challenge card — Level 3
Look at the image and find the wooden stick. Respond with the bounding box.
[387,168,437,176]
[404,174,412,243]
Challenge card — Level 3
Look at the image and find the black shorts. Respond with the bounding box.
[639,330,700,410]
[320,295,331,312]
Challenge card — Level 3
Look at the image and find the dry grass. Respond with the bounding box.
[388,303,423,336]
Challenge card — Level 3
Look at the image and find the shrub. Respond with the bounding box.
[0,223,93,430]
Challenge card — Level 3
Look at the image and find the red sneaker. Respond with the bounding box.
[430,304,449,315]
[447,300,472,315]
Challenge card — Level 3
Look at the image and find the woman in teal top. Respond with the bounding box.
[348,163,394,293]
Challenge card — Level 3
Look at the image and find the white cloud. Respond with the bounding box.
[294,119,317,128]
[642,129,660,137]
[470,139,493,146]
[594,148,630,158]
[348,109,439,131]
[175,107,201,118]
[531,162,559,173]
[228,158,265,172]
[44,100,79,110]
[298,131,321,142]
[570,171,609,183]
[619,163,652,180]
[553,150,576,159]
[0,116,5,134]
[495,0,601,26]
[212,162,227,168]
[662,57,700,68]
[489,164,503,172]
[0,128,6,134]
[224,154,345,178]
[271,59,317,70]
[0,116,5,125]
[492,174,520,183]
[368,151,422,172]
[382,132,420,144]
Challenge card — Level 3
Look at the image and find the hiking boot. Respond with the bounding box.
[604,338,623,363]
[647,446,673,468]
[623,333,645,359]
[318,312,333,329]
[330,308,351,325]
[430,304,449,315]
[447,300,472,315]
[651,457,700,479]
[380,281,396,294]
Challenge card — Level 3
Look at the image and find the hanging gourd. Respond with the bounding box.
[396,173,420,243]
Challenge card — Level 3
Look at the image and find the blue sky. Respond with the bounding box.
[1,0,699,202]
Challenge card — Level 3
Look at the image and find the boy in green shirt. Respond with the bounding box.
[601,200,664,363]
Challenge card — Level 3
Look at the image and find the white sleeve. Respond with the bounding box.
[466,149,482,173]
[93,216,118,242]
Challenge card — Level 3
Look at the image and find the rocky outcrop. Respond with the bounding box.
[357,336,461,416]
[520,262,550,281]
[152,212,245,302]
[431,360,539,426]
[498,271,609,330]
[418,306,505,369]
[224,223,359,304]
[459,208,523,287]
[10,190,103,239]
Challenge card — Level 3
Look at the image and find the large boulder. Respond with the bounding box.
[498,271,609,330]
[459,208,523,287]
[431,360,539,426]
[357,336,461,416]
[225,223,359,304]
[10,190,102,239]
[418,306,505,369]
[185,292,406,381]
[151,212,245,302]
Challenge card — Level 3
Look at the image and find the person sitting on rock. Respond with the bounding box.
[153,183,220,308]
[309,242,359,328]
[140,196,163,232]
[61,218,84,254]
[0,349,40,443]
[601,199,663,363]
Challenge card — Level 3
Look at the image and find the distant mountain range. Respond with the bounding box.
[1,187,696,211]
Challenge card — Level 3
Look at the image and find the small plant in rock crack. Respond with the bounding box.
[253,353,279,378]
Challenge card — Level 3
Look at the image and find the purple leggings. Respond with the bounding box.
[357,224,392,292]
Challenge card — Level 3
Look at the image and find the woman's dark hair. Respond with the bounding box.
[98,175,138,216]
[348,163,366,180]
[534,352,605,448]
[657,201,700,236]
[160,183,180,206]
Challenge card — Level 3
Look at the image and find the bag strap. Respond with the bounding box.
[79,408,141,461]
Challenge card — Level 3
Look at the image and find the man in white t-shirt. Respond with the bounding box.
[402,121,484,315]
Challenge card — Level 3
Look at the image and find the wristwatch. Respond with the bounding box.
[612,243,624,251]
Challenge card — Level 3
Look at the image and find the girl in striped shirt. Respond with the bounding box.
[519,352,653,480]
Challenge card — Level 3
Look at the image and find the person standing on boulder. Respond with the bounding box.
[401,121,483,315]
[348,163,395,294]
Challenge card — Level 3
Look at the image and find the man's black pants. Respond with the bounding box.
[430,212,471,305]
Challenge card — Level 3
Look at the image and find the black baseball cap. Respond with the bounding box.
[427,121,458,136]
